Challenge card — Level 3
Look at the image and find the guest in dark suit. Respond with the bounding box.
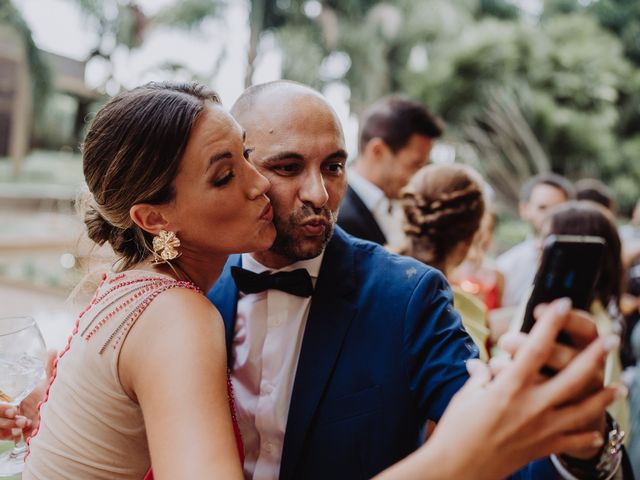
[209,80,624,480]
[338,96,443,248]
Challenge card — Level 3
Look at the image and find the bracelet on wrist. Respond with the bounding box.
[551,417,624,480]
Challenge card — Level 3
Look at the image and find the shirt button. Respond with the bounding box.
[261,383,274,395]
[263,442,274,454]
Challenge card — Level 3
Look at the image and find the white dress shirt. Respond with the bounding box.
[348,169,406,248]
[496,237,541,307]
[231,252,324,480]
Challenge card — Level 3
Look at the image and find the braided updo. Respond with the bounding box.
[81,81,220,270]
[401,164,485,269]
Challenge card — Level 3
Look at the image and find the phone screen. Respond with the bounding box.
[520,235,605,335]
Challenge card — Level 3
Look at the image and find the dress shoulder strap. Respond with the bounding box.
[80,271,201,355]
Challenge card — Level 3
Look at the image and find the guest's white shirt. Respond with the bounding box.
[496,237,540,307]
[348,169,406,248]
[231,252,324,480]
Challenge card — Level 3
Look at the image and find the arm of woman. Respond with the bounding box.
[119,288,243,480]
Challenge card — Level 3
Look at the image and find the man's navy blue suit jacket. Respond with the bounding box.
[209,226,561,479]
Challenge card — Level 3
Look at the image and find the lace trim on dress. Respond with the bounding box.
[25,271,201,459]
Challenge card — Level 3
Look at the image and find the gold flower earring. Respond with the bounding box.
[152,230,181,264]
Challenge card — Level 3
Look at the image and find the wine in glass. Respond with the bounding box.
[0,316,46,478]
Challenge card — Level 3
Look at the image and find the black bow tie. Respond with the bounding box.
[231,266,314,297]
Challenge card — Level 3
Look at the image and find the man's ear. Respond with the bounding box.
[364,137,392,162]
[129,204,170,236]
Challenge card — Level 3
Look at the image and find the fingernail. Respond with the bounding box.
[602,335,620,352]
[15,417,26,428]
[614,384,628,400]
[556,297,572,314]
[466,359,481,374]
[591,433,604,448]
[11,428,21,437]
[5,407,16,418]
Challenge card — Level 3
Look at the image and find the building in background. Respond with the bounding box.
[0,25,100,174]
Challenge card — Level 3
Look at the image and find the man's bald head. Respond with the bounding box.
[231,80,348,268]
[231,80,342,135]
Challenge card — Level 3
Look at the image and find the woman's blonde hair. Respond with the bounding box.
[401,164,485,267]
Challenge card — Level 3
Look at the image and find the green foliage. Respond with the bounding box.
[0,0,52,116]
[155,0,224,30]
[544,0,640,67]
[32,93,79,150]
[16,0,637,214]
[478,0,520,20]
[274,0,640,214]
[458,89,551,212]
[70,0,146,63]
[277,25,325,89]
[589,0,640,64]
[542,0,581,17]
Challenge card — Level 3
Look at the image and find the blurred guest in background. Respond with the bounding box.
[541,200,629,435]
[338,96,443,249]
[497,173,574,307]
[629,310,640,478]
[622,253,640,369]
[621,199,640,269]
[450,211,505,311]
[399,163,491,360]
[621,199,640,242]
[576,178,616,212]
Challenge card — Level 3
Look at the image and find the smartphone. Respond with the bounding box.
[520,234,605,337]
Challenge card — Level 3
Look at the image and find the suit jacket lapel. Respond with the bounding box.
[280,227,358,480]
[207,254,242,364]
[346,185,387,245]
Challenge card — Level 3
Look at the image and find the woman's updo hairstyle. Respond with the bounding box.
[401,164,485,267]
[82,81,220,270]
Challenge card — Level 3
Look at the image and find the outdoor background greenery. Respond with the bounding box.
[5,0,640,216]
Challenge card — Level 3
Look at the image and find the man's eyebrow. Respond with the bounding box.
[262,149,349,163]
[263,151,305,163]
[325,149,348,161]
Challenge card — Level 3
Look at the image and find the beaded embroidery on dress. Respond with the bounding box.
[24,270,242,480]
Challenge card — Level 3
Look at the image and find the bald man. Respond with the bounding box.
[208,81,619,480]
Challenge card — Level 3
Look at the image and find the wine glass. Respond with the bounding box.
[0,316,46,478]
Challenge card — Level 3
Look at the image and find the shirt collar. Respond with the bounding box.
[348,169,388,212]
[241,251,325,280]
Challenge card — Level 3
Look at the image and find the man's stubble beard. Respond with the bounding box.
[269,206,338,262]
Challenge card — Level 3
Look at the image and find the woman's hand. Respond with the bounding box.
[375,298,623,480]
[0,404,31,442]
[0,351,56,441]
[495,305,610,460]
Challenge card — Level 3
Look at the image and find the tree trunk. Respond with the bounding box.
[245,0,266,88]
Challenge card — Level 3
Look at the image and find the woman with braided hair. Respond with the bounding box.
[400,163,491,360]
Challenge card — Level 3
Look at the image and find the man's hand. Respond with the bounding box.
[496,301,614,459]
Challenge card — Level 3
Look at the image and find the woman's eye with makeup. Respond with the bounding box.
[212,169,235,187]
[243,148,254,160]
